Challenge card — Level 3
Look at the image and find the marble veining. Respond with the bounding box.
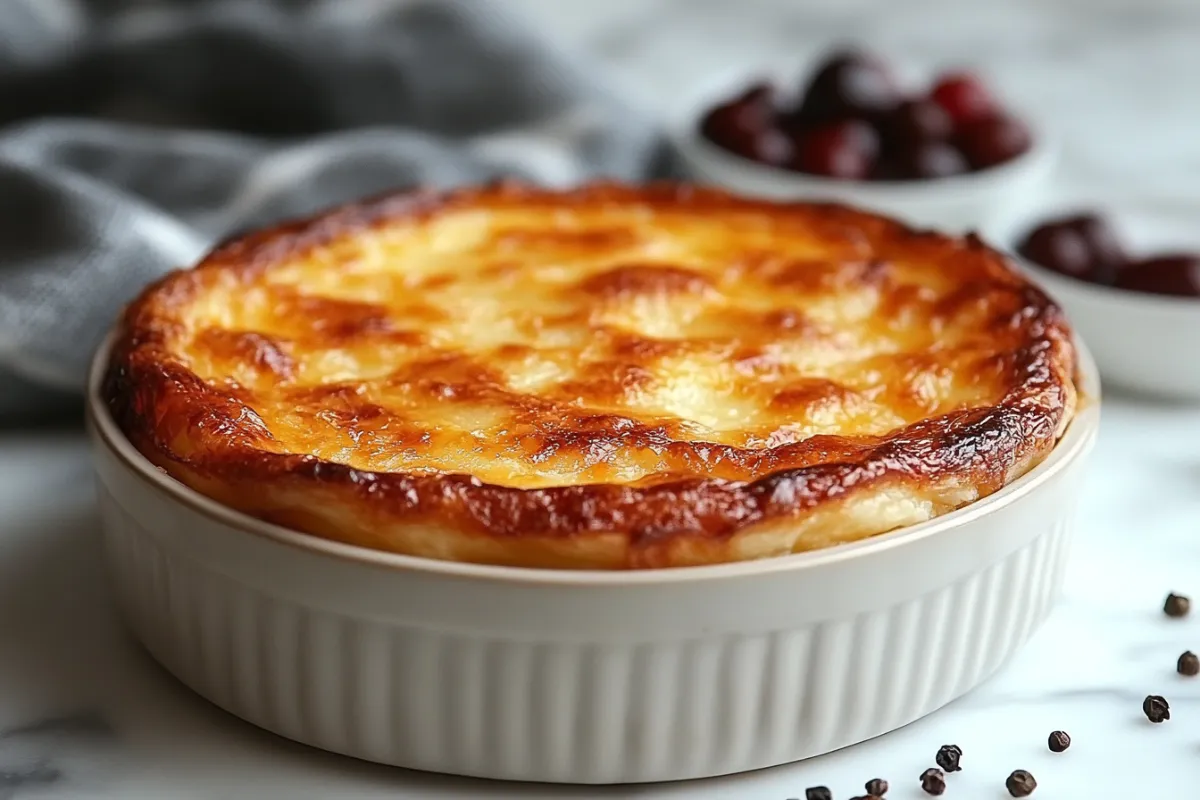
[3,0,1200,796]
[0,714,117,799]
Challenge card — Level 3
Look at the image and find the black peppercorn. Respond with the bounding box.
[865,777,889,795]
[935,744,962,772]
[920,767,946,795]
[805,787,832,800]
[1047,730,1070,752]
[1178,650,1199,677]
[1006,769,1037,797]
[1142,694,1170,723]
[1163,592,1190,618]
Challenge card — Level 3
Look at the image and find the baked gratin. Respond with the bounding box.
[105,183,1078,570]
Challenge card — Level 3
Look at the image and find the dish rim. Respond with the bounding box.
[87,327,1101,587]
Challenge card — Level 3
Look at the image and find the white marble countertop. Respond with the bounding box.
[4,0,1200,797]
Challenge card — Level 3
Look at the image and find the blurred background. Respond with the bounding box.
[4,0,1196,199]
[514,0,1199,199]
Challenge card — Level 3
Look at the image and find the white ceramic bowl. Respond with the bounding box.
[987,202,1200,401]
[87,334,1099,785]
[671,63,1056,233]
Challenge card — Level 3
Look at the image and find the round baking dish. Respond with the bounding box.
[87,332,1100,785]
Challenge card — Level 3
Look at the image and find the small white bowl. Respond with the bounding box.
[87,332,1099,784]
[986,202,1200,402]
[671,63,1056,233]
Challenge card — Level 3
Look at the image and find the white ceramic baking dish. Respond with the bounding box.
[87,334,1100,785]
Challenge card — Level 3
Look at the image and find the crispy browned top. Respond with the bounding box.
[104,182,1077,569]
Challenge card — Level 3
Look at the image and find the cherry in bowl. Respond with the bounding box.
[699,84,792,167]
[1016,211,1200,299]
[695,47,1034,183]
[790,49,901,124]
[1115,255,1200,297]
[1017,214,1125,285]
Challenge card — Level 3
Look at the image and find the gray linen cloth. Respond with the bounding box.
[0,0,675,422]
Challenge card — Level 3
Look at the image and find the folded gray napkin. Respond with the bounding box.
[0,0,676,422]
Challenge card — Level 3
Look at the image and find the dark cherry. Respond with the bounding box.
[884,98,953,147]
[701,94,794,167]
[957,113,1032,169]
[894,140,969,179]
[795,50,901,124]
[739,128,794,166]
[700,103,756,144]
[842,119,882,160]
[870,156,905,181]
[930,72,997,125]
[1114,254,1200,297]
[736,82,775,110]
[1070,213,1127,272]
[793,119,879,179]
[702,115,793,166]
[1018,214,1125,284]
[701,104,752,143]
[1019,222,1094,280]
[700,83,776,144]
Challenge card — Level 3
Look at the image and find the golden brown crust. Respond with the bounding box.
[104,182,1077,569]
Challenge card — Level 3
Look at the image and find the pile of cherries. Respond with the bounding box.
[1018,213,1200,298]
[699,49,1032,181]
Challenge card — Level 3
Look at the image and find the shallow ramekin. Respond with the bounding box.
[87,333,1099,784]
[987,202,1200,401]
[670,63,1056,233]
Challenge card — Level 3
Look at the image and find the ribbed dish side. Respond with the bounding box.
[98,484,1074,784]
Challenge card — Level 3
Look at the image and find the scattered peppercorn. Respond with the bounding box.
[1163,592,1190,618]
[849,796,882,800]
[1142,694,1170,723]
[920,767,946,796]
[1178,651,1199,677]
[934,744,962,772]
[805,787,832,800]
[1005,769,1037,797]
[865,777,889,795]
[1047,730,1070,752]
